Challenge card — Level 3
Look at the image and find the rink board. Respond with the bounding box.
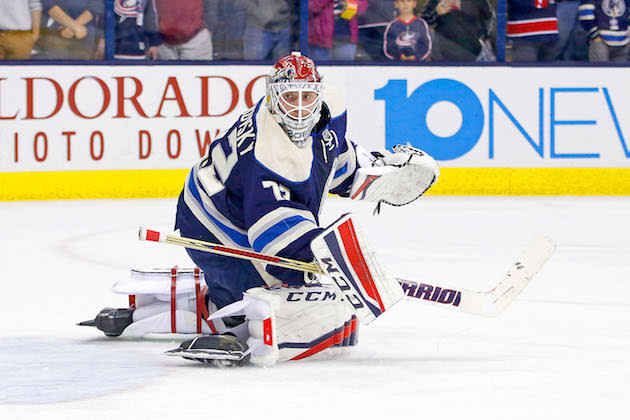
[3,167,630,200]
[1,64,629,199]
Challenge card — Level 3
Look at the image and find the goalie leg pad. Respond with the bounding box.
[310,214,404,325]
[83,267,224,338]
[207,285,359,366]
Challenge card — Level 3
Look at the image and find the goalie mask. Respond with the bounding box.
[266,52,324,146]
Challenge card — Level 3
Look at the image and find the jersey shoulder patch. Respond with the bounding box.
[253,105,314,183]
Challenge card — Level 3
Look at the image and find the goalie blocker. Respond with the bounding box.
[310,214,404,325]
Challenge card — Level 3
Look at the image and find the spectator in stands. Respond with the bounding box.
[552,0,588,61]
[384,0,432,61]
[211,0,245,60]
[421,0,495,61]
[236,0,291,60]
[578,0,629,61]
[357,1,397,60]
[113,0,161,60]
[144,0,216,60]
[506,0,559,61]
[309,0,368,60]
[0,0,41,60]
[34,0,104,59]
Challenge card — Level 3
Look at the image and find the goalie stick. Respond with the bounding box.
[138,228,556,317]
[397,232,556,316]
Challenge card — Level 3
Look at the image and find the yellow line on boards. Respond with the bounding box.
[0,169,189,201]
[1,168,629,201]
[433,167,630,195]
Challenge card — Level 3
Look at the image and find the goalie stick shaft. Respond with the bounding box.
[138,227,556,317]
[139,228,323,274]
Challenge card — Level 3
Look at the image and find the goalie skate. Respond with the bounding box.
[165,334,250,367]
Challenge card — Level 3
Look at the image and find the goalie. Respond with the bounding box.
[83,52,440,366]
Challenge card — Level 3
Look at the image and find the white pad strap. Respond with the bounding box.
[116,266,220,336]
[310,214,404,325]
[121,310,219,338]
[113,267,204,298]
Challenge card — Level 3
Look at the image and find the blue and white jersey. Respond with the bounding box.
[383,17,432,61]
[579,0,629,46]
[114,0,161,59]
[175,91,360,306]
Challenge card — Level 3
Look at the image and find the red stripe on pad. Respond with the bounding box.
[338,218,386,312]
[194,267,202,334]
[343,321,351,342]
[195,267,218,334]
[263,318,273,345]
[290,328,345,361]
[170,266,178,333]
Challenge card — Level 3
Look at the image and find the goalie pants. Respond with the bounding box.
[175,192,303,309]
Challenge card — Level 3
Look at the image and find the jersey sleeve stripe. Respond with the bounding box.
[252,215,311,251]
[248,207,318,255]
[330,139,357,191]
[249,207,316,236]
[256,218,318,256]
[185,172,250,248]
[333,162,348,178]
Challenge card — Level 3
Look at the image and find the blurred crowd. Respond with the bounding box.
[0,0,628,62]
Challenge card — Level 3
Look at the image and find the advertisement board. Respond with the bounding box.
[1,65,629,199]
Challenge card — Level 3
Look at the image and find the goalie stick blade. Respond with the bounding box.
[481,234,557,316]
[399,234,557,316]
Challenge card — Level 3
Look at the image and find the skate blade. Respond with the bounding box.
[77,319,96,327]
[164,349,245,361]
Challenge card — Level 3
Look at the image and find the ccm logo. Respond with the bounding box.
[287,291,338,302]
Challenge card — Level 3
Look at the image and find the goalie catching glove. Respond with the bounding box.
[350,144,439,209]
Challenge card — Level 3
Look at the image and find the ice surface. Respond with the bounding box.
[1,196,628,419]
[0,338,161,404]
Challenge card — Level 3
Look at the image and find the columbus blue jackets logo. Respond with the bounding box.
[396,30,419,48]
[602,0,625,18]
